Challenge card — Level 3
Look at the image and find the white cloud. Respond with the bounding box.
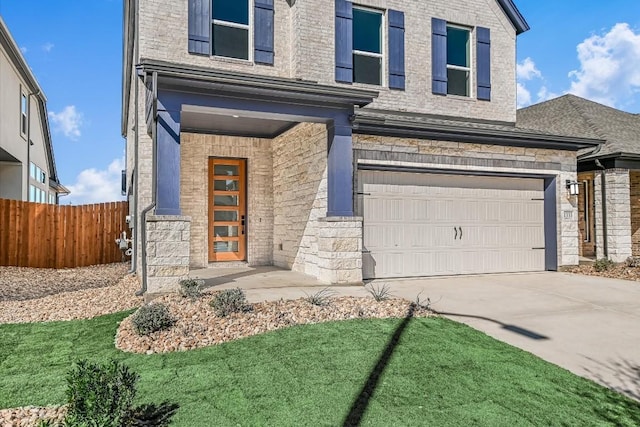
[20,46,27,54]
[517,57,542,81]
[42,42,54,53]
[537,86,560,103]
[517,83,532,108]
[568,23,640,107]
[65,158,126,205]
[49,105,83,140]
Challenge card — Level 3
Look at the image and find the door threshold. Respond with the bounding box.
[207,261,249,269]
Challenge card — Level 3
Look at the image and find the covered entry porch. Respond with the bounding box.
[138,60,376,293]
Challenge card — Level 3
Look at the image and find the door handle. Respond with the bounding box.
[454,227,458,240]
[459,227,463,240]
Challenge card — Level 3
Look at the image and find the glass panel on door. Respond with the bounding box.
[209,158,246,262]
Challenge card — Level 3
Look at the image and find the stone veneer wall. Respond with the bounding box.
[317,217,363,284]
[353,134,580,267]
[145,215,190,293]
[180,133,274,268]
[272,123,328,277]
[594,169,632,262]
[631,171,640,256]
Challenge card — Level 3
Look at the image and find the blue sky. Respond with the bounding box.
[0,1,639,204]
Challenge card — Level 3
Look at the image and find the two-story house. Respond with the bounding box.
[122,0,600,293]
[0,16,68,204]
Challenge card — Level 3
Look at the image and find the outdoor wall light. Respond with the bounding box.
[566,180,580,196]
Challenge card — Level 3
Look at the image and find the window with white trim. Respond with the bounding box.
[352,7,384,86]
[446,25,471,97]
[20,92,28,136]
[212,0,250,60]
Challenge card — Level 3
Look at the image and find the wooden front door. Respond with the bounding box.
[208,158,246,262]
[578,173,596,258]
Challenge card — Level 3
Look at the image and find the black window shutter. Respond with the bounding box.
[335,0,353,83]
[431,17,447,95]
[188,0,210,55]
[255,0,275,65]
[476,27,491,101]
[388,10,405,90]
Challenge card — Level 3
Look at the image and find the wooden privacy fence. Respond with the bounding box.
[0,199,129,269]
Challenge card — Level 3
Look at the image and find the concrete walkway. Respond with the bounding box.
[190,266,640,400]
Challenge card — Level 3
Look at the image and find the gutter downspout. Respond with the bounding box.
[128,0,140,275]
[595,159,608,259]
[136,70,158,297]
[26,90,40,198]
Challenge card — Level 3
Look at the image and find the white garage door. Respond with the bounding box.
[359,170,546,279]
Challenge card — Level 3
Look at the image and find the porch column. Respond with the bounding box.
[155,101,181,215]
[327,119,354,217]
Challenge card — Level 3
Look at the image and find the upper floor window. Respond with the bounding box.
[20,92,28,136]
[446,25,471,97]
[212,0,250,60]
[352,7,383,86]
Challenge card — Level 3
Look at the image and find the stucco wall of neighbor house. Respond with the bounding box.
[137,0,517,123]
[180,132,274,268]
[353,134,580,267]
[138,0,293,79]
[272,123,328,277]
[631,171,640,257]
[0,162,22,199]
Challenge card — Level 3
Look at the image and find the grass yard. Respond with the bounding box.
[1,312,639,426]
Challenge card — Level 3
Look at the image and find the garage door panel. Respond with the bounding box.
[361,170,546,279]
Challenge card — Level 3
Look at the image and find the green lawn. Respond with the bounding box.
[1,312,639,426]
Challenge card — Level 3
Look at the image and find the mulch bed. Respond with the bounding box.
[563,264,640,282]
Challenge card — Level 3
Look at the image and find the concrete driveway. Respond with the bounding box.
[191,267,640,400]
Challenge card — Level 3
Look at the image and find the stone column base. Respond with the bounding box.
[145,215,191,293]
[316,217,363,285]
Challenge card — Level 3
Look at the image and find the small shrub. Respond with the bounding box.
[594,258,614,272]
[65,360,139,427]
[414,291,432,310]
[626,256,640,268]
[210,288,250,317]
[130,304,175,336]
[63,360,179,427]
[303,288,335,306]
[179,278,204,299]
[366,283,392,301]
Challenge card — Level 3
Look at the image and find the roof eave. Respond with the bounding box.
[138,59,379,107]
[354,116,602,151]
[497,0,530,35]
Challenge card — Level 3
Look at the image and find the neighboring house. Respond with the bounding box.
[518,94,639,262]
[0,16,68,204]
[122,0,599,293]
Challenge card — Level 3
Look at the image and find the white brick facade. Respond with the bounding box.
[145,215,191,293]
[137,0,517,122]
[594,169,632,262]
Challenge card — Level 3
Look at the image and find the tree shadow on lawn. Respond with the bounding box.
[342,304,416,427]
[582,357,640,402]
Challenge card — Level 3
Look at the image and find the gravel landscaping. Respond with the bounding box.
[564,263,640,282]
[0,263,141,324]
[117,293,433,354]
[0,406,66,427]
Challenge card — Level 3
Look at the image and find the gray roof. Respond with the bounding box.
[355,108,600,151]
[517,94,640,160]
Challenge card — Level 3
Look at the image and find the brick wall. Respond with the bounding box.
[272,123,328,277]
[603,169,632,262]
[354,134,580,267]
[180,133,274,268]
[631,171,640,256]
[145,215,191,293]
[137,0,517,123]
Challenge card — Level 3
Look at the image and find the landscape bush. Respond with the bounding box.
[594,258,614,272]
[209,288,250,317]
[179,278,204,300]
[130,304,175,336]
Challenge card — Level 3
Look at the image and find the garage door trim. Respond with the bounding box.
[357,164,558,272]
